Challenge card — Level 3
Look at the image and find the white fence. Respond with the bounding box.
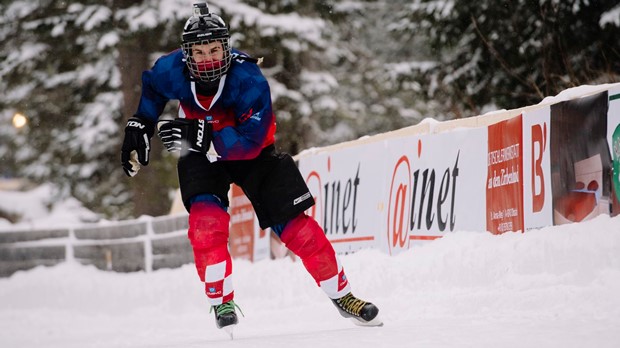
[0,214,191,277]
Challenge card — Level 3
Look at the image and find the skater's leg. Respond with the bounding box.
[277,213,381,325]
[278,213,351,299]
[178,153,238,330]
[188,198,234,306]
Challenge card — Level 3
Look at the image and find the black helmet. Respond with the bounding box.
[182,3,232,82]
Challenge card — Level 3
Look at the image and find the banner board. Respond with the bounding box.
[550,92,612,224]
[383,129,487,254]
[522,106,553,229]
[486,116,524,234]
[229,184,269,261]
[297,142,387,254]
[608,87,620,216]
[225,84,620,260]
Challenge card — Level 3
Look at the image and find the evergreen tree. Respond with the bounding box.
[390,0,620,118]
[1,0,392,219]
[0,0,182,218]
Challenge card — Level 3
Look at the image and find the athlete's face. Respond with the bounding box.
[191,41,225,63]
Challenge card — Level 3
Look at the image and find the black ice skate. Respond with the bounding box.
[332,292,383,327]
[211,300,241,338]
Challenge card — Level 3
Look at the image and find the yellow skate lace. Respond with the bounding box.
[336,293,366,316]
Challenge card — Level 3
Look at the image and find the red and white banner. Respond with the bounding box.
[522,106,553,229]
[486,116,524,234]
[229,184,269,261]
[225,84,620,260]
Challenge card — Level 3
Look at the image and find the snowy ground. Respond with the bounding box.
[1,215,619,348]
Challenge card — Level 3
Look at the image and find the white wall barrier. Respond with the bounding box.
[225,83,620,258]
[2,83,619,276]
[292,84,620,255]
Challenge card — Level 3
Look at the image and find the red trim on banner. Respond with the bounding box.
[409,235,442,241]
[329,236,375,243]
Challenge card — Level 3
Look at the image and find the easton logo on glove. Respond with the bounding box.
[196,119,205,148]
[121,116,155,177]
[127,120,146,129]
[157,118,212,156]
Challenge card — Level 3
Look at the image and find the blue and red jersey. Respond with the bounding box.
[135,48,276,161]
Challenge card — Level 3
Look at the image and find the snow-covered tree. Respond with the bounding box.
[390,0,620,117]
[8,0,613,219]
[1,0,407,218]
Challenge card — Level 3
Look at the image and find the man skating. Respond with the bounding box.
[120,2,381,334]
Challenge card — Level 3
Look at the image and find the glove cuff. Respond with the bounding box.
[129,115,156,138]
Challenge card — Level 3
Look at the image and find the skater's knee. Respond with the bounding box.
[189,200,230,249]
[280,213,330,258]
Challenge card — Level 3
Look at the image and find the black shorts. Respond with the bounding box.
[177,145,315,229]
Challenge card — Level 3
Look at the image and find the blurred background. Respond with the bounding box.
[1,0,619,220]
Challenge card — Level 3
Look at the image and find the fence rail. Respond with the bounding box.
[0,214,191,277]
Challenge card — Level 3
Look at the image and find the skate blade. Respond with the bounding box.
[350,316,383,327]
[222,325,235,340]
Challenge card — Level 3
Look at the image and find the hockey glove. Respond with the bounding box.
[157,118,212,155]
[121,116,155,177]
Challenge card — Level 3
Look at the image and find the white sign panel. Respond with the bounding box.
[522,107,553,229]
[383,128,488,254]
[297,142,388,254]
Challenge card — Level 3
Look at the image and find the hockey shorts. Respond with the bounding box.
[177,145,315,229]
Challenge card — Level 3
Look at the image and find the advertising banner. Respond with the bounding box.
[226,84,620,261]
[486,116,524,234]
[384,129,487,254]
[229,184,269,261]
[229,184,254,260]
[550,92,613,224]
[608,87,620,216]
[522,106,553,229]
[297,143,388,254]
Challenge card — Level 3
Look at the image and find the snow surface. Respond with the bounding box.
[1,214,619,347]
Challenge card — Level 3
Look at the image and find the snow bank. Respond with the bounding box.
[1,215,619,347]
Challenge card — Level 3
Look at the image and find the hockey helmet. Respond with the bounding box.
[182,3,232,82]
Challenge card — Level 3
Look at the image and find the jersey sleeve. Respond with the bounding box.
[134,51,186,122]
[212,77,276,160]
[134,68,169,122]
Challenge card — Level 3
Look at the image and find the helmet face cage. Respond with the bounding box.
[182,37,232,82]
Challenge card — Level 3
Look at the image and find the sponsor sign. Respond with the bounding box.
[550,92,612,224]
[229,184,269,261]
[297,143,386,254]
[522,107,553,229]
[385,129,487,254]
[225,85,620,260]
[608,87,620,216]
[486,116,524,234]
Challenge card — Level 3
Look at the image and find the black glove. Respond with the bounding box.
[157,118,212,155]
[121,116,155,177]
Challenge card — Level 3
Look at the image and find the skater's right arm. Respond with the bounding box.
[121,53,177,177]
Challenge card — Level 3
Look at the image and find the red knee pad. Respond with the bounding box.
[188,201,230,249]
[188,202,234,304]
[280,213,338,284]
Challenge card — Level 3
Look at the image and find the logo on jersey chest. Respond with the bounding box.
[204,115,220,124]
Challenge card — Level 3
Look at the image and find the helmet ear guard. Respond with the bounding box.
[182,3,232,82]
